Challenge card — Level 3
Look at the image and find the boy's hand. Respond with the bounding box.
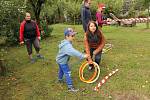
[84,54,89,58]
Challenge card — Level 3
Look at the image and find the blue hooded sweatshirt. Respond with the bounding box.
[56,39,85,64]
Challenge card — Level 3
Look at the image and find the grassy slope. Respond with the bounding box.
[0,24,150,100]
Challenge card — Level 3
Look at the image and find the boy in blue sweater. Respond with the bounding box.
[56,28,88,92]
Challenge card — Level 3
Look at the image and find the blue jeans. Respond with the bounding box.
[90,48,102,65]
[58,64,73,88]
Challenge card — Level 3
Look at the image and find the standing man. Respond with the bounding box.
[19,12,43,63]
[81,0,92,32]
[96,3,107,30]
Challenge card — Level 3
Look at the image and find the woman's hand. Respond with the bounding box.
[93,50,97,55]
[88,56,93,64]
[20,41,24,45]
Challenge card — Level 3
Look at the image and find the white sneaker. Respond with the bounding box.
[68,87,79,92]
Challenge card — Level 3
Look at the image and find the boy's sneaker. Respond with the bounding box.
[31,58,35,63]
[37,54,44,59]
[68,87,79,92]
[58,80,65,83]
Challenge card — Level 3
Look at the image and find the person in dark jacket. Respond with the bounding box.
[81,0,92,32]
[19,12,43,63]
[84,21,105,70]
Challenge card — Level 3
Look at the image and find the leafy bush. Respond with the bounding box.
[40,18,53,39]
[0,0,53,45]
[138,10,149,18]
[0,0,24,45]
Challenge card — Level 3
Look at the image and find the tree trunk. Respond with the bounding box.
[35,0,42,25]
[0,59,6,76]
[57,5,61,23]
[74,16,76,25]
[29,0,43,26]
[146,17,149,29]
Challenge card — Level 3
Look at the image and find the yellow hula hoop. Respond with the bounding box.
[79,62,100,83]
[79,61,100,83]
[80,62,97,83]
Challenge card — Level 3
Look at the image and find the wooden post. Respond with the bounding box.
[146,17,149,29]
[147,3,150,29]
[0,59,6,76]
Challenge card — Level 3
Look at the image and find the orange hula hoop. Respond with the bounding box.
[79,61,100,83]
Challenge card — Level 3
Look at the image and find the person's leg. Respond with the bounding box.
[88,48,94,70]
[60,64,73,88]
[90,48,95,60]
[60,64,79,92]
[25,39,34,62]
[94,51,102,65]
[58,64,64,82]
[33,38,44,58]
[33,38,40,54]
[83,22,87,32]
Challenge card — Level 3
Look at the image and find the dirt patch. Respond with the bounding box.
[112,91,150,100]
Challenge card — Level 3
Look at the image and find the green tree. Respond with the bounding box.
[42,0,83,24]
[28,0,45,25]
[0,0,25,44]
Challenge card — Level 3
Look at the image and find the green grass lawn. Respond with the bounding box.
[0,24,150,100]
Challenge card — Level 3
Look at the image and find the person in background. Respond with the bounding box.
[96,3,107,30]
[81,0,92,32]
[56,28,88,92]
[19,12,44,63]
[84,21,105,70]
